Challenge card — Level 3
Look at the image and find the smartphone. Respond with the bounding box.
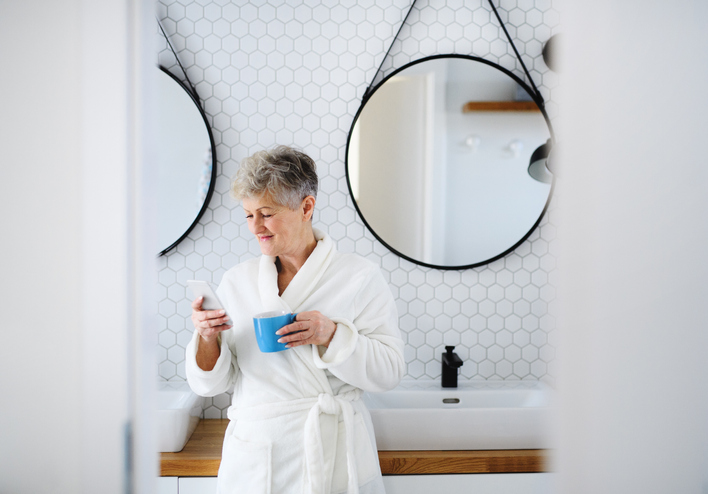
[187,280,232,324]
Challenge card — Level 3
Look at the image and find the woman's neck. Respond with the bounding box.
[276,228,317,293]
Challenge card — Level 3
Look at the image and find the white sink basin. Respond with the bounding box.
[157,381,204,453]
[362,380,553,451]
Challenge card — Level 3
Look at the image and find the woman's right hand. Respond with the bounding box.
[191,296,232,344]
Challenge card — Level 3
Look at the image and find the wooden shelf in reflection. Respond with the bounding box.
[462,101,540,112]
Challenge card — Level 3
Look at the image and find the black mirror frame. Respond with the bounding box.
[344,54,556,270]
[158,65,217,257]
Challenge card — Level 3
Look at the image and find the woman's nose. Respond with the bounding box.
[250,216,264,233]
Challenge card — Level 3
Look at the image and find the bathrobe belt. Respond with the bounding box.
[228,389,363,494]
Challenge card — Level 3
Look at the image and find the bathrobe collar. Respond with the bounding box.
[258,228,335,313]
[257,228,337,394]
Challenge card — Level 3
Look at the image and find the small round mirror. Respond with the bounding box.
[157,67,216,256]
[346,55,554,269]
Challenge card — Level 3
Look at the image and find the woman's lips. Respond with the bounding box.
[258,235,273,242]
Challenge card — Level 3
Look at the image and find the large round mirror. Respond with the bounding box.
[157,66,216,256]
[346,55,554,269]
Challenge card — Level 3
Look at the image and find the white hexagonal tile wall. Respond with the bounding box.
[157,0,560,415]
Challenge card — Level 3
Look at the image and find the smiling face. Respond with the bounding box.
[243,192,316,259]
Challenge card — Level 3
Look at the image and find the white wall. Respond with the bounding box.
[0,2,83,492]
[357,75,429,261]
[0,1,156,493]
[557,1,708,492]
[444,61,551,265]
[445,110,551,264]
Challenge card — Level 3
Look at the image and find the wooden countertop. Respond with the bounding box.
[161,419,549,477]
[161,419,226,477]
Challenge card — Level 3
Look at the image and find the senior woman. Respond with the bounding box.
[186,145,405,494]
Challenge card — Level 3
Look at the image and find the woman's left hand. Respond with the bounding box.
[276,311,337,348]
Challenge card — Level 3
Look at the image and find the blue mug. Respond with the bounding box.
[253,310,298,353]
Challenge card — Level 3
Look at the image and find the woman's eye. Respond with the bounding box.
[262,215,272,219]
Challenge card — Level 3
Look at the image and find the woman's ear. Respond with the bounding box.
[301,196,316,221]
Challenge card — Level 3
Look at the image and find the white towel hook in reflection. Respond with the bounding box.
[464,134,481,151]
[507,139,523,158]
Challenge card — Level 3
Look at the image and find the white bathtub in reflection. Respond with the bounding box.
[362,380,554,451]
[157,381,204,453]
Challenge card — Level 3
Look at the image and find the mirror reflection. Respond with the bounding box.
[157,67,215,255]
[346,55,553,268]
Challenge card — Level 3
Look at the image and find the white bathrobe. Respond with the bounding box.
[186,229,405,494]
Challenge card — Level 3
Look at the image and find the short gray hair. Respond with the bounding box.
[231,145,319,209]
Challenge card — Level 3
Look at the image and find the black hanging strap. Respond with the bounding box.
[157,17,200,103]
[487,0,543,103]
[363,0,542,105]
[363,0,418,100]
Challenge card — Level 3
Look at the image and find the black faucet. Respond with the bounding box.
[442,346,463,388]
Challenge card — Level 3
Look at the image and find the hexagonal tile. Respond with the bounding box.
[452,315,469,331]
[540,345,555,363]
[408,328,424,348]
[442,330,461,347]
[156,0,560,384]
[513,360,530,377]
[488,285,504,302]
[460,331,476,348]
[505,314,522,332]
[487,314,503,331]
[470,314,486,332]
[417,314,434,332]
[400,314,416,332]
[468,343,486,362]
[522,314,540,331]
[159,360,176,379]
[159,329,177,348]
[426,300,443,318]
[530,360,547,378]
[452,285,469,302]
[408,360,425,378]
[424,360,440,378]
[469,284,486,300]
[443,299,461,317]
[479,270,495,287]
[478,329,495,348]
[479,300,495,317]
[167,346,185,364]
[513,270,531,287]
[478,361,496,378]
[203,405,223,419]
[433,283,450,300]
[425,330,443,348]
[522,285,540,302]
[417,285,434,302]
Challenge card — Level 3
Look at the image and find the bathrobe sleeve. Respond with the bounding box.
[311,263,405,393]
[185,278,242,397]
[185,328,239,397]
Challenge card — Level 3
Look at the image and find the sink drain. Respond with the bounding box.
[442,398,460,404]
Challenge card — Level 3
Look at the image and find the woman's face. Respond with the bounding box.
[242,193,313,258]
